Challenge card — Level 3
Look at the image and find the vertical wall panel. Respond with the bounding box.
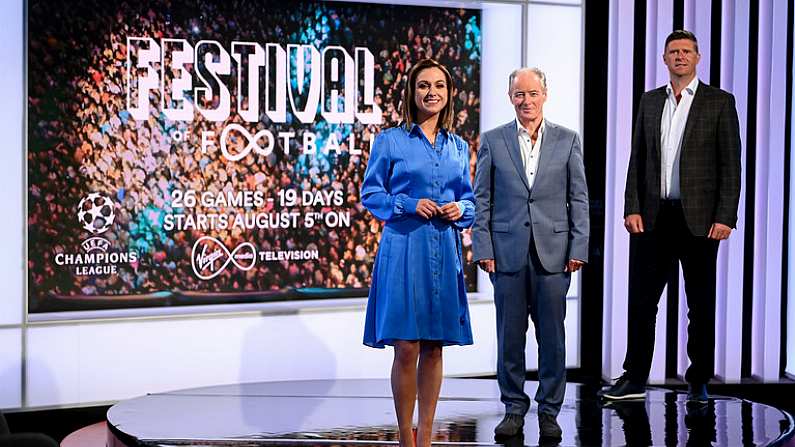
[653,0,675,87]
[751,0,786,381]
[26,325,82,407]
[715,0,749,383]
[0,0,23,326]
[527,4,583,132]
[645,0,658,93]
[480,3,524,141]
[0,0,24,411]
[603,0,635,380]
[684,0,713,81]
[0,329,21,408]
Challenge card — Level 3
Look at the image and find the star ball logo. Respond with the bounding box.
[52,193,138,276]
[77,193,115,235]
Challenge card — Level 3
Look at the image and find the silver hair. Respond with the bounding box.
[508,67,547,92]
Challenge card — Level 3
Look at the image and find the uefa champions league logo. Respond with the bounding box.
[53,193,138,275]
[77,193,115,235]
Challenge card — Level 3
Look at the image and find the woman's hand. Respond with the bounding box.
[415,199,440,219]
[439,202,462,221]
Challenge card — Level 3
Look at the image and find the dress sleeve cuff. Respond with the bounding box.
[394,194,419,215]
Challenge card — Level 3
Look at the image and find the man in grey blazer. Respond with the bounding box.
[600,30,741,403]
[472,67,589,440]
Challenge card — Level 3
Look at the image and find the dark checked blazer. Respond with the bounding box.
[624,81,742,237]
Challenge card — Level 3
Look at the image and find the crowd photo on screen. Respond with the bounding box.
[27,0,481,312]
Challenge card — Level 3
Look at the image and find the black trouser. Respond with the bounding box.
[623,200,719,385]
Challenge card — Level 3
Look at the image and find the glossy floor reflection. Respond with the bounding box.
[106,379,793,446]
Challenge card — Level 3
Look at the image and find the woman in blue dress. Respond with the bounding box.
[361,58,475,447]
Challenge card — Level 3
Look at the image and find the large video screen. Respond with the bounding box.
[27,0,481,314]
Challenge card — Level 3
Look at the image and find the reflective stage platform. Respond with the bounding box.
[106,378,793,446]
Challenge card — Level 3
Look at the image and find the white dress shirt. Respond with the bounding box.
[660,77,699,199]
[517,118,545,189]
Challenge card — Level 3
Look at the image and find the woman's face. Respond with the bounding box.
[413,67,448,121]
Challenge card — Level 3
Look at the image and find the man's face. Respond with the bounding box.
[663,39,700,79]
[509,71,546,124]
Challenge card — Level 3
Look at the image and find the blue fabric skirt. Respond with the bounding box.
[363,218,473,348]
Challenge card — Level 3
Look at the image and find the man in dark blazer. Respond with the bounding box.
[472,68,589,440]
[600,30,741,402]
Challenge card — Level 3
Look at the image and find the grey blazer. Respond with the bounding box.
[472,120,589,273]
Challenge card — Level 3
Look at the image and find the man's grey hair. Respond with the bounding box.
[508,67,547,92]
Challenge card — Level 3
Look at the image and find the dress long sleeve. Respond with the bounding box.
[361,132,417,222]
[454,140,475,230]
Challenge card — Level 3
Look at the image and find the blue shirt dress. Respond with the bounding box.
[362,124,475,348]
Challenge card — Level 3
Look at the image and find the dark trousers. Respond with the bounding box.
[493,245,570,417]
[623,200,719,385]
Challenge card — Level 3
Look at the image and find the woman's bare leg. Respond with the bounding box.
[416,341,443,447]
[392,340,420,447]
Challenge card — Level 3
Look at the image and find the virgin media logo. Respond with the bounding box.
[191,236,256,280]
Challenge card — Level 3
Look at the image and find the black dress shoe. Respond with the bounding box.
[538,413,562,440]
[494,413,525,438]
[598,373,647,400]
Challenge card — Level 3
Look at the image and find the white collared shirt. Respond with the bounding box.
[660,77,699,199]
[517,118,545,189]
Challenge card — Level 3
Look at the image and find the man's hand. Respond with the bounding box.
[478,258,495,273]
[624,214,644,233]
[707,223,732,240]
[565,259,585,272]
[439,202,462,221]
[415,199,440,219]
